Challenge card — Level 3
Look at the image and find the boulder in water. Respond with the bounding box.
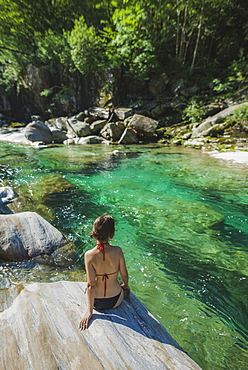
[0,211,68,261]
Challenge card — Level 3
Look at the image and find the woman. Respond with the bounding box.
[79,214,130,330]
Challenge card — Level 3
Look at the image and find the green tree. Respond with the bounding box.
[107,4,157,79]
[68,16,108,75]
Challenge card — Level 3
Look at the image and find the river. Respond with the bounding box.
[0,142,247,370]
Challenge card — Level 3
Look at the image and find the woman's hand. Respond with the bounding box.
[79,312,92,330]
[121,283,130,298]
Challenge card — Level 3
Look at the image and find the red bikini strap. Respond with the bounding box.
[101,274,109,297]
[95,270,118,297]
[97,243,105,261]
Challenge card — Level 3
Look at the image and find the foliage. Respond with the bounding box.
[0,0,248,109]
[34,30,72,72]
[40,85,76,115]
[68,16,108,75]
[105,4,157,79]
[52,85,75,102]
[182,100,206,123]
[225,105,248,125]
[0,52,20,92]
[212,49,248,95]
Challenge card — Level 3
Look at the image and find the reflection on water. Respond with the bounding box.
[0,143,248,370]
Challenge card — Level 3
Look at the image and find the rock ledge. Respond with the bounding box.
[0,281,201,370]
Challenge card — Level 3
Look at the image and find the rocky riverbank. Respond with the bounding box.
[0,102,247,151]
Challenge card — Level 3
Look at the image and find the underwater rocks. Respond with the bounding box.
[10,174,76,221]
[135,198,224,237]
[0,281,202,370]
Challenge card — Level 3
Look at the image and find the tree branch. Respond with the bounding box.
[0,46,31,55]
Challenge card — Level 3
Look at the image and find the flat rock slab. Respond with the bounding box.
[0,281,201,370]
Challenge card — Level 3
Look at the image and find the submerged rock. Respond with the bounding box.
[136,198,224,237]
[0,187,18,214]
[9,174,76,220]
[0,281,202,370]
[0,211,68,261]
[75,135,109,144]
[27,174,76,199]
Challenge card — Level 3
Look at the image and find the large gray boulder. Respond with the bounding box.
[0,281,202,370]
[46,117,68,131]
[114,107,133,120]
[24,121,53,144]
[128,114,159,137]
[67,118,91,137]
[100,121,125,141]
[191,102,248,138]
[0,127,30,145]
[88,107,110,119]
[0,211,68,261]
[90,119,107,134]
[118,127,138,144]
[50,127,68,143]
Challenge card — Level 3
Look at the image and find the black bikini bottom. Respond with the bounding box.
[94,291,121,310]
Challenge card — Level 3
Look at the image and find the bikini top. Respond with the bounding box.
[96,243,118,297]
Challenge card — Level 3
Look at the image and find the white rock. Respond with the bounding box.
[0,281,202,370]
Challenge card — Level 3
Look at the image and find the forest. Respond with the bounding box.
[0,0,247,120]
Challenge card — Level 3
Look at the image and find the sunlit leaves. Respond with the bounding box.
[68,16,108,75]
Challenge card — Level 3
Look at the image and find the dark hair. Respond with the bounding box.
[90,214,115,241]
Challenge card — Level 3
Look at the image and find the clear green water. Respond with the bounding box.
[0,143,248,370]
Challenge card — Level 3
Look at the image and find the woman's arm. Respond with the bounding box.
[79,251,96,330]
[119,248,130,298]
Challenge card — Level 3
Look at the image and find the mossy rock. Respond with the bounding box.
[7,122,26,129]
[208,124,224,137]
[10,174,76,221]
[20,174,76,200]
[51,242,79,266]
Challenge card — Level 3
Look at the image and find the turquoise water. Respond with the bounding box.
[0,143,248,369]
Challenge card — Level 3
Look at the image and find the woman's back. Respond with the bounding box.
[86,243,122,298]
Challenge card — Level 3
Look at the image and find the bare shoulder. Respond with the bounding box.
[84,248,96,261]
[111,245,124,255]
